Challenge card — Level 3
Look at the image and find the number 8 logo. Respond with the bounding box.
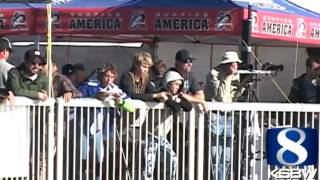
[276,128,308,166]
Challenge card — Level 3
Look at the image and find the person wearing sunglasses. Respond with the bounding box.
[7,49,48,101]
[165,49,207,112]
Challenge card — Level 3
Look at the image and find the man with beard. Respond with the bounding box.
[7,49,48,101]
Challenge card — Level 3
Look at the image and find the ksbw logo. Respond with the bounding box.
[266,128,318,166]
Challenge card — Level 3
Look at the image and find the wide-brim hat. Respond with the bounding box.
[219,51,242,65]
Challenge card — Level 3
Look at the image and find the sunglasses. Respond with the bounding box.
[181,59,193,64]
[30,61,41,65]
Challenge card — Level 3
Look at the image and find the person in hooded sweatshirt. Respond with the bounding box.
[163,70,192,115]
[143,71,192,180]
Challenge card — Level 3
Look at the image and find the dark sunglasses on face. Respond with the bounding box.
[182,59,193,64]
[31,61,41,65]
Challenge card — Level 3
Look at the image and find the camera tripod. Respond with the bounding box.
[236,79,265,180]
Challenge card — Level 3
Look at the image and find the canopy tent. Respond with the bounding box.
[1,0,320,46]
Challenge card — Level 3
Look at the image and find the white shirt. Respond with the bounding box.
[0,59,14,88]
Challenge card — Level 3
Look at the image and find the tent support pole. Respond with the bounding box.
[209,44,214,69]
[240,4,252,65]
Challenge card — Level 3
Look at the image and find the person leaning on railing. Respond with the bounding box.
[0,37,14,89]
[78,63,134,179]
[119,51,168,102]
[41,60,82,102]
[0,37,15,105]
[204,51,243,180]
[7,49,48,101]
[165,49,208,112]
[6,49,49,179]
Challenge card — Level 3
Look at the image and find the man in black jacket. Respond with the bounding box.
[289,56,320,103]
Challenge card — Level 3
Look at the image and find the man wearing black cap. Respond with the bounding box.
[0,37,15,105]
[7,49,48,101]
[166,49,207,111]
[0,37,14,89]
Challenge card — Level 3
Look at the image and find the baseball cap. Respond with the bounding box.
[175,49,197,63]
[219,51,242,65]
[62,64,75,76]
[0,37,13,52]
[24,49,43,64]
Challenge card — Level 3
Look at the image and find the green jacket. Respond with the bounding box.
[7,64,48,99]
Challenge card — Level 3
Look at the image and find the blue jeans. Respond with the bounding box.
[206,114,232,180]
[143,135,177,180]
[81,130,104,162]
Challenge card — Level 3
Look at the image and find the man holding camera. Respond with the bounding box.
[289,56,320,103]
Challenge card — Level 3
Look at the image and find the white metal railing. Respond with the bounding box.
[1,98,320,180]
[0,97,55,180]
[205,102,320,180]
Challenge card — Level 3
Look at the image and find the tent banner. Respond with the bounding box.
[35,8,243,35]
[251,10,320,44]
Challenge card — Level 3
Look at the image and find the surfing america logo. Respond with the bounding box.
[12,11,27,29]
[295,18,306,38]
[130,11,146,30]
[215,11,233,31]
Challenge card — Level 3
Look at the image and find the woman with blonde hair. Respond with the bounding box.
[120,51,167,101]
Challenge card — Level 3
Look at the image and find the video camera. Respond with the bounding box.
[239,62,284,75]
[262,63,284,72]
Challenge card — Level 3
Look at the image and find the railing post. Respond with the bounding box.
[47,99,55,180]
[188,106,196,180]
[55,98,64,180]
[196,105,205,180]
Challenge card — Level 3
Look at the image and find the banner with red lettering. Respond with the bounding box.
[251,10,320,45]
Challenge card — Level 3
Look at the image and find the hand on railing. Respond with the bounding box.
[200,100,208,113]
[38,90,48,101]
[4,91,15,106]
[153,91,169,102]
[63,92,73,102]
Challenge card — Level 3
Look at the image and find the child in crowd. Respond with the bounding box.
[150,60,167,91]
[96,65,134,112]
[163,70,192,115]
[79,63,134,179]
[143,71,192,180]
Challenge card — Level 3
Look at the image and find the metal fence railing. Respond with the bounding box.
[1,98,319,180]
[0,97,55,180]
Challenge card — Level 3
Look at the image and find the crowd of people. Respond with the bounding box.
[1,35,320,179]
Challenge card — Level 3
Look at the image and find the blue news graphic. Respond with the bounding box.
[266,128,318,166]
